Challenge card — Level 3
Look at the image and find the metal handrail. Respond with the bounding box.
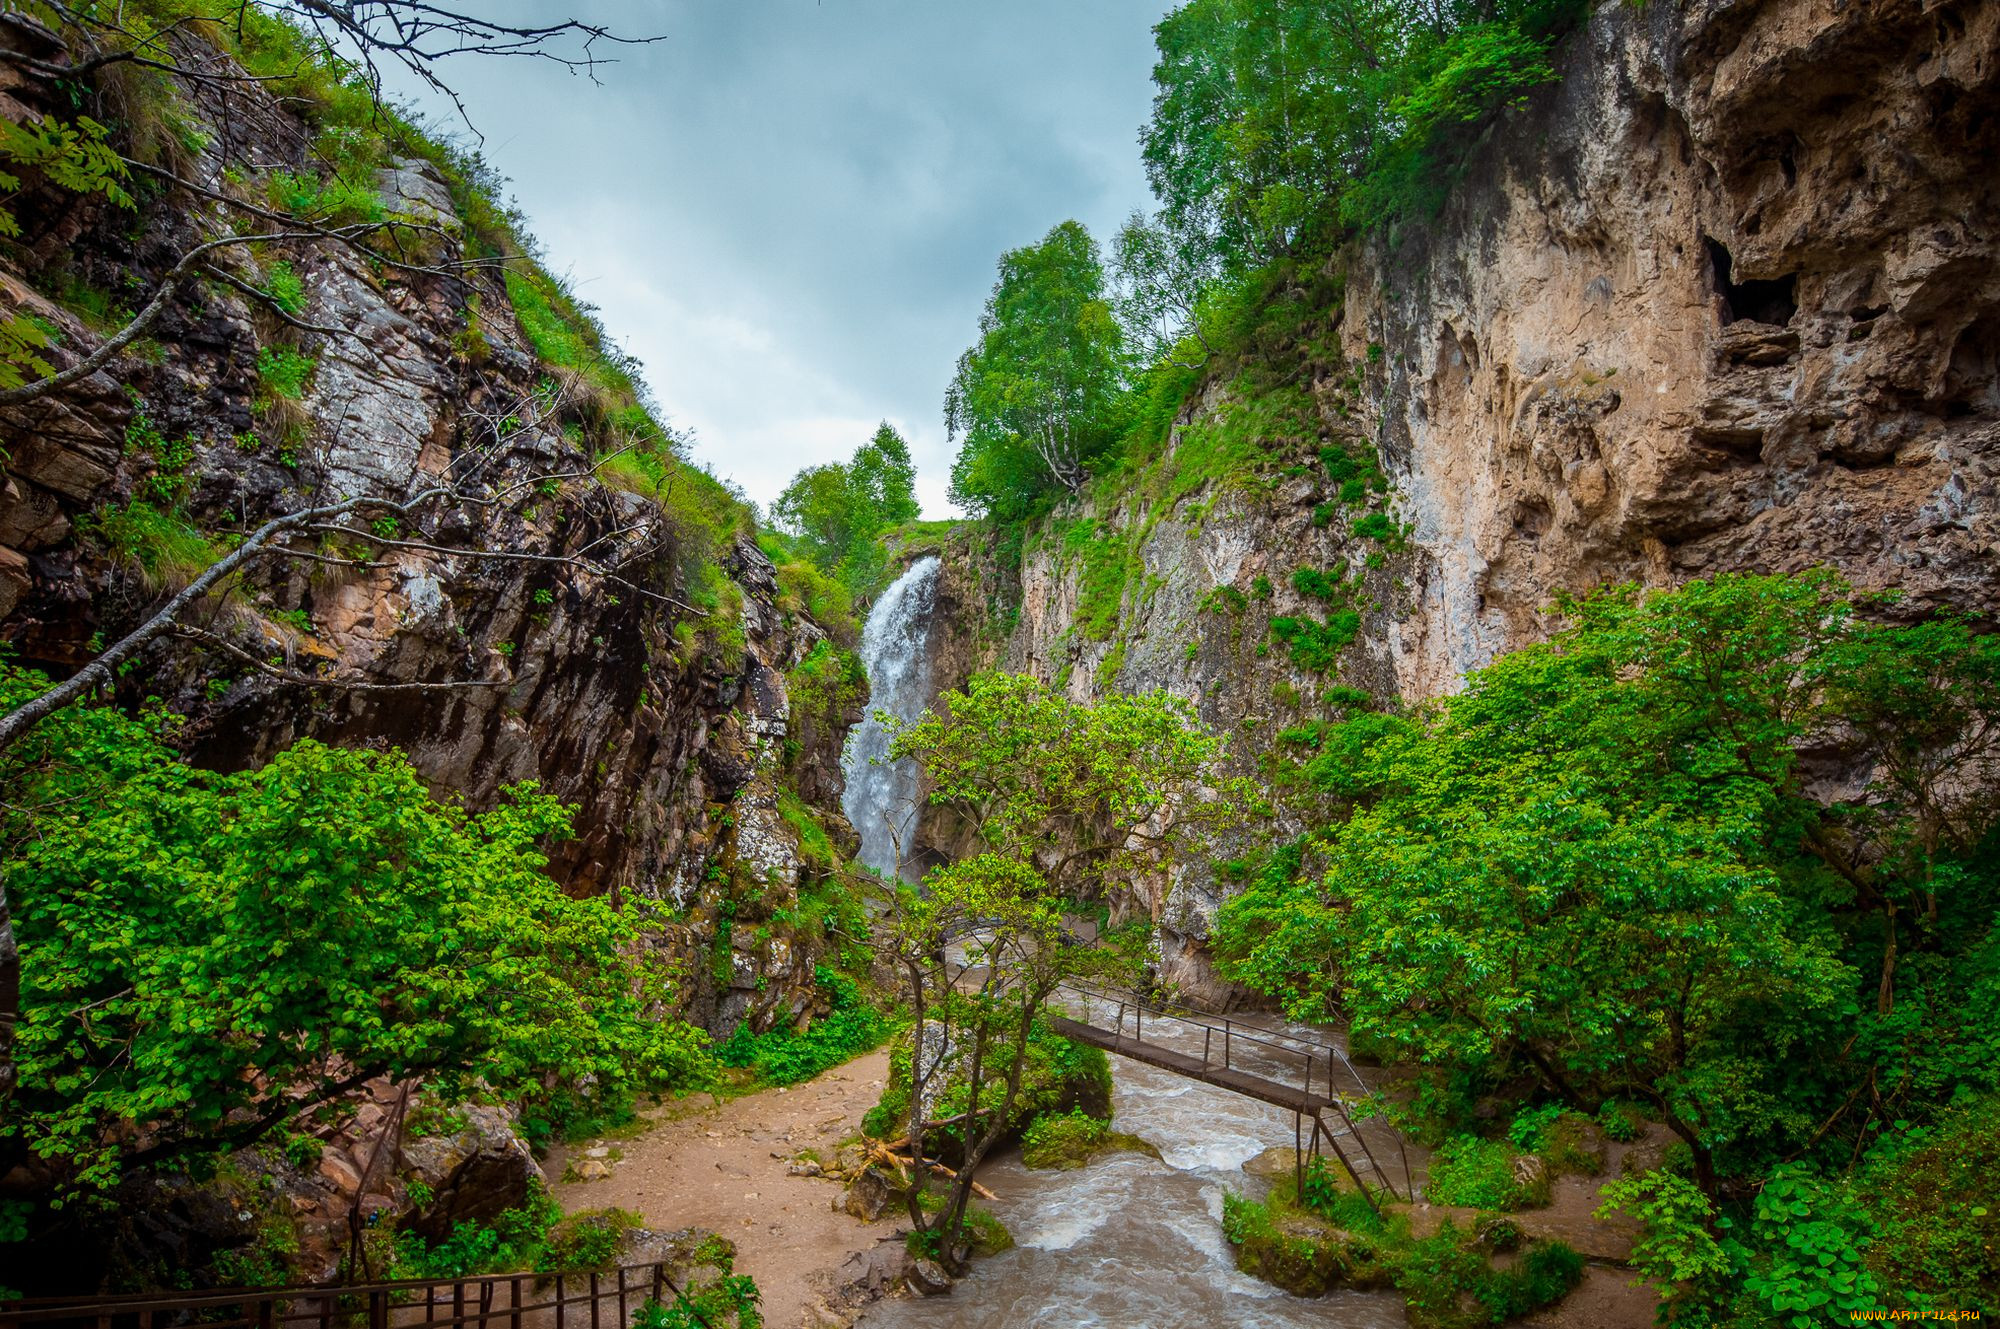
[1057,979,1374,1100]
[1054,978,1412,1201]
[1,1262,696,1329]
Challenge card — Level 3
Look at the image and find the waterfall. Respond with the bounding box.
[841,556,941,879]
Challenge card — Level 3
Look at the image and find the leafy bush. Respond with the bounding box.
[863,1020,1112,1148]
[544,1208,644,1273]
[1,670,709,1196]
[396,1189,563,1278]
[714,967,886,1086]
[1268,610,1360,672]
[1597,1100,1645,1143]
[1424,1135,1547,1211]
[1395,1225,1582,1328]
[264,261,305,315]
[1860,1092,2000,1314]
[255,345,315,400]
[1733,1164,1885,1326]
[1597,1171,1732,1302]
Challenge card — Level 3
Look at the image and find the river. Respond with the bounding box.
[856,1005,1409,1329]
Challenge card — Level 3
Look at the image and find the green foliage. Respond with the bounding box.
[264,261,305,316]
[86,499,221,585]
[1222,1176,1578,1321]
[1056,517,1136,642]
[1395,1226,1584,1328]
[1019,1106,1108,1169]
[1268,611,1360,672]
[1348,511,1401,544]
[771,422,919,603]
[786,640,868,733]
[1860,1092,2000,1313]
[768,552,859,644]
[862,1018,1112,1151]
[0,106,140,390]
[255,346,316,401]
[1216,572,2000,1208]
[395,1190,564,1279]
[946,220,1128,519]
[543,1208,645,1273]
[714,967,887,1086]
[0,671,709,1196]
[1508,1103,1565,1151]
[266,168,384,225]
[1597,1171,1734,1302]
[0,114,135,399]
[635,1279,762,1329]
[888,672,1261,900]
[1425,1135,1547,1211]
[1733,1164,1885,1326]
[1143,0,1586,266]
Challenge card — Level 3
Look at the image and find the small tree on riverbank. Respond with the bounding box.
[870,672,1257,1266]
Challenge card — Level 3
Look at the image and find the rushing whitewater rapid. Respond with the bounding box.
[857,1006,1409,1329]
[840,556,941,879]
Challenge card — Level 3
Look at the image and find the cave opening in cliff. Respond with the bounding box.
[1706,237,1798,326]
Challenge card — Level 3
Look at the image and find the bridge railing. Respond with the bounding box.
[0,1263,700,1329]
[1058,979,1373,1103]
[1056,979,1413,1201]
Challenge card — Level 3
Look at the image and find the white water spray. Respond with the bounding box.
[841,556,941,879]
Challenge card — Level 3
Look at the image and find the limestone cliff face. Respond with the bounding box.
[1352,0,2000,698]
[0,22,857,1040]
[923,0,2000,1003]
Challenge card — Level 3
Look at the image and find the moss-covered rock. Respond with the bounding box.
[1537,1112,1607,1178]
[1019,1108,1161,1170]
[1221,1193,1396,1296]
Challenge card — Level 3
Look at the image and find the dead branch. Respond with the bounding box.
[168,623,511,692]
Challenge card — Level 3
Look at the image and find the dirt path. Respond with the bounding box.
[548,1050,893,1329]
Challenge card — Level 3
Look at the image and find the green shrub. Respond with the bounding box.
[255,346,315,400]
[264,261,305,315]
[1268,610,1360,671]
[1349,511,1399,544]
[266,168,384,224]
[713,966,886,1086]
[1597,1100,1645,1143]
[1861,1092,2000,1313]
[544,1208,643,1273]
[864,1021,1111,1149]
[1596,1171,1732,1303]
[1396,1224,1582,1328]
[395,1188,563,1278]
[1424,1135,1547,1211]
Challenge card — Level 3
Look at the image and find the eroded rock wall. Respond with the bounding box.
[1353,0,2000,696]
[0,22,857,1039]
[922,0,2000,1003]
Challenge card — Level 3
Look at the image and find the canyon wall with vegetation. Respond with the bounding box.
[0,12,863,1288]
[920,0,2000,1001]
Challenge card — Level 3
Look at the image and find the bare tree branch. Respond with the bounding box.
[168,622,512,692]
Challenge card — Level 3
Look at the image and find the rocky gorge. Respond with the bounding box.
[914,0,2000,1003]
[1,0,1995,1321]
[0,11,861,1288]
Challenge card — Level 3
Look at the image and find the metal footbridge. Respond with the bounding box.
[1050,981,1414,1210]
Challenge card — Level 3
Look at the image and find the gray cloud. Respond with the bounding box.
[388,0,1170,517]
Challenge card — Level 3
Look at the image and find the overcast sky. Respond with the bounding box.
[387,1,1172,519]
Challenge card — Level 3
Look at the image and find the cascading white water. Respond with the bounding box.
[840,556,942,879]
